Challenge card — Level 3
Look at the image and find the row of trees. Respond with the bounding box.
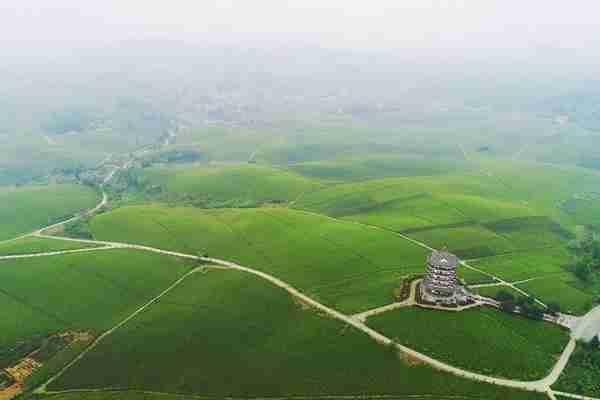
[494,290,560,320]
[570,233,600,283]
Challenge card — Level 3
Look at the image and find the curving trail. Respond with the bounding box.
[1,232,576,396]
[2,156,124,245]
[0,165,595,399]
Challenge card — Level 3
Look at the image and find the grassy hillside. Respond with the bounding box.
[296,159,600,230]
[368,306,569,380]
[141,164,322,206]
[469,247,574,281]
[0,236,99,256]
[49,269,544,399]
[288,156,472,181]
[295,171,535,223]
[0,184,99,240]
[0,249,193,350]
[90,205,431,313]
[294,160,600,261]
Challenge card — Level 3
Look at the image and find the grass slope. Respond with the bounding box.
[0,249,193,350]
[469,247,574,282]
[288,156,471,181]
[90,205,429,313]
[295,160,600,256]
[368,306,569,380]
[0,184,99,240]
[295,173,536,227]
[142,164,322,205]
[50,270,544,399]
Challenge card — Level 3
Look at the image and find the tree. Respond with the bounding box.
[501,301,516,313]
[547,302,561,315]
[591,335,600,349]
[574,261,591,282]
[517,296,544,320]
[495,290,515,303]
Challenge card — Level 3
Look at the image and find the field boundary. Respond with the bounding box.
[34,265,206,394]
[0,169,596,400]
[3,232,571,397]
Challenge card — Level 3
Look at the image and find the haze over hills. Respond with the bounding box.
[3,41,600,186]
[1,2,600,400]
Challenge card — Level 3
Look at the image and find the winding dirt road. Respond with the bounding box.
[0,165,597,399]
[0,234,580,396]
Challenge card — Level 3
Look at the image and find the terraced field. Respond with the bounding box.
[368,306,570,380]
[0,184,100,240]
[48,270,545,400]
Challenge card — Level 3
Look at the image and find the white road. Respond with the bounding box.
[0,170,596,399]
[571,305,600,342]
[1,234,578,395]
[553,390,600,400]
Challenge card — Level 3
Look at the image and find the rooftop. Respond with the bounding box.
[427,250,459,267]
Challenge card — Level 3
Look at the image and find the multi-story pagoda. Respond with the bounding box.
[420,249,462,304]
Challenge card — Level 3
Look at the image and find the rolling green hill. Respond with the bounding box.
[0,184,100,240]
[294,160,600,257]
[90,205,430,313]
[140,164,323,206]
[288,155,472,181]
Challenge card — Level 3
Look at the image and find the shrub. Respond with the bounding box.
[495,289,515,303]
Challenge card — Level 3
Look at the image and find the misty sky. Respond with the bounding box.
[2,0,599,52]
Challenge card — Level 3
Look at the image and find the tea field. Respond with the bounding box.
[368,306,569,380]
[0,249,193,350]
[48,269,546,400]
[0,184,99,240]
[89,205,429,313]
